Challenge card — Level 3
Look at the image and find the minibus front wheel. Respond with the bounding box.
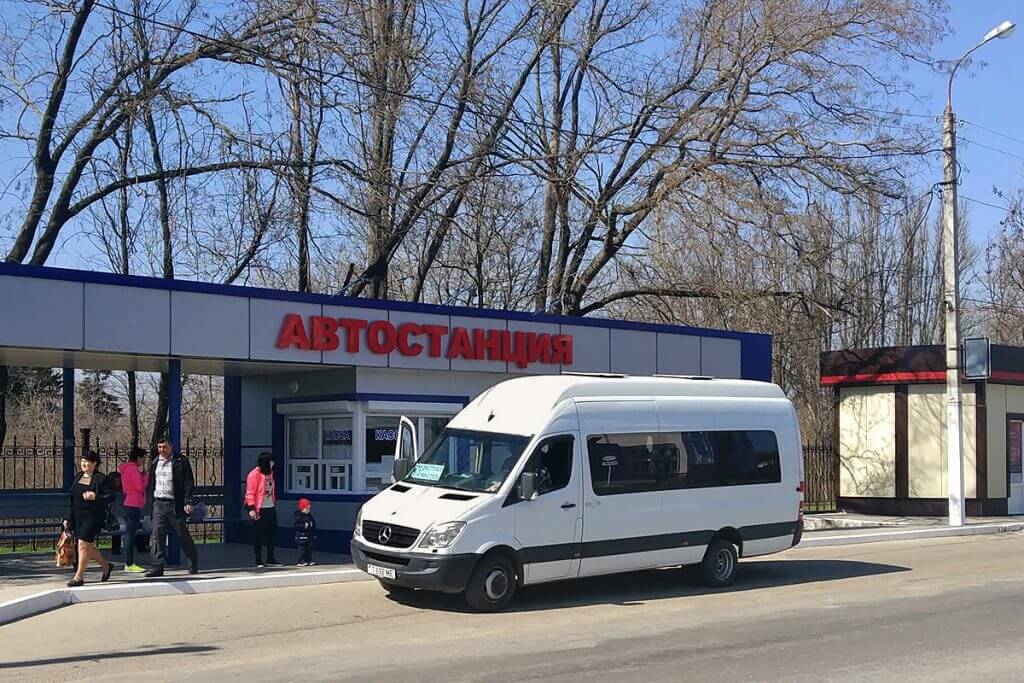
[699,538,739,587]
[464,552,517,612]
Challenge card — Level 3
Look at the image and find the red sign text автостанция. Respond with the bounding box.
[275,314,573,368]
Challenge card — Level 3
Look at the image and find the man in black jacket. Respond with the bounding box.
[145,437,199,577]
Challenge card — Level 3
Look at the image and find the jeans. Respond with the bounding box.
[254,507,278,563]
[151,499,198,569]
[123,506,142,566]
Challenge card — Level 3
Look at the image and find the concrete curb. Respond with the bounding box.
[803,517,906,531]
[800,522,1024,548]
[0,568,371,626]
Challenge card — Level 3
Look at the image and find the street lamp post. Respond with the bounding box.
[943,20,1015,527]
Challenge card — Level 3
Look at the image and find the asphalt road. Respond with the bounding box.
[3,533,1024,682]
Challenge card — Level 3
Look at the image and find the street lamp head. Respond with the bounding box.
[983,20,1015,43]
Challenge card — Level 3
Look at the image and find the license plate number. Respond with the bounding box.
[366,564,396,580]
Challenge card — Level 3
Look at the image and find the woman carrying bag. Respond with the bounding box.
[64,450,115,586]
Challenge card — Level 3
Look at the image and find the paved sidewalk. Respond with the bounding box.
[0,542,354,609]
[805,512,1023,530]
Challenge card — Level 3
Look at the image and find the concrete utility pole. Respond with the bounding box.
[943,20,1015,527]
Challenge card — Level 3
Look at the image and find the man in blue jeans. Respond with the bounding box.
[118,447,148,573]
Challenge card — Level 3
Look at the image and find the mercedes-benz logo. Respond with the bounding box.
[378,526,393,544]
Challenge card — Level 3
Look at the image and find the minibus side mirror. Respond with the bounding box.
[393,457,410,482]
[520,472,538,501]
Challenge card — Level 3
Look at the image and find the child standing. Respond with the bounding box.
[294,498,317,566]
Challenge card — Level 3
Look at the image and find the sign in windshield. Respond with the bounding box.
[404,428,531,493]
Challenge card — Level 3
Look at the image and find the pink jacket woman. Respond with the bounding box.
[244,465,276,519]
[245,452,281,567]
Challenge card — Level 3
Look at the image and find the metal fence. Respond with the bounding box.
[803,442,838,513]
[1,434,225,552]
[1,434,223,492]
[0,435,63,491]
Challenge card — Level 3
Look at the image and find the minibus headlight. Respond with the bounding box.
[354,509,363,539]
[417,521,467,549]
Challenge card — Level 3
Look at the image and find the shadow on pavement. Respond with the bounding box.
[385,558,910,613]
[0,644,219,669]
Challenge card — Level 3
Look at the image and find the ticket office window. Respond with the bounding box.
[286,416,354,493]
[363,415,453,492]
[285,405,456,494]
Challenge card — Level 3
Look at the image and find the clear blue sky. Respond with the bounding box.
[917,1,1024,243]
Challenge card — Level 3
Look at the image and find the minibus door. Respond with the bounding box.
[391,416,419,483]
[514,434,583,583]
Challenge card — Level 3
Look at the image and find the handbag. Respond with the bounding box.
[55,531,74,567]
[102,503,121,534]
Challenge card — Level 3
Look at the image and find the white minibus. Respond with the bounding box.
[351,375,804,611]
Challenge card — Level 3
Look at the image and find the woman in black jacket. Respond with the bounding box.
[64,450,115,586]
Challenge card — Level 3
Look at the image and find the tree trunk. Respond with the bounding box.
[144,110,173,279]
[150,373,168,449]
[128,371,139,448]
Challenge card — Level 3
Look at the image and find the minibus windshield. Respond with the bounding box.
[404,428,531,493]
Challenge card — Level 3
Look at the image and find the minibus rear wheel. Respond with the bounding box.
[464,553,517,612]
[699,538,738,587]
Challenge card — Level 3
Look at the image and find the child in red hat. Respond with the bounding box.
[293,498,317,566]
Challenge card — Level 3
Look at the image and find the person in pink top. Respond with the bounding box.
[118,447,149,573]
[245,452,281,568]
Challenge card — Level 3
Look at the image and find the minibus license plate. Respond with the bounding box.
[366,564,396,580]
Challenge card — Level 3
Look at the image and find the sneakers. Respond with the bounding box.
[265,559,284,567]
[256,561,265,568]
[297,561,308,567]
[125,564,146,574]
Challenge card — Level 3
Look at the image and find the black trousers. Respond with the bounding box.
[298,541,313,563]
[151,499,198,569]
[254,507,278,562]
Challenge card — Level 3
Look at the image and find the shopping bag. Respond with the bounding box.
[55,531,75,567]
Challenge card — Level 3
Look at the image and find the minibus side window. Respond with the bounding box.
[522,436,574,497]
[587,430,781,495]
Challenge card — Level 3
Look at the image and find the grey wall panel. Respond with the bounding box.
[387,310,450,370]
[610,329,657,375]
[84,283,169,354]
[559,324,610,373]
[449,316,508,373]
[356,366,507,399]
[0,275,83,350]
[506,320,561,375]
[321,305,388,367]
[249,299,322,363]
[171,291,249,359]
[656,334,701,375]
[700,336,742,378]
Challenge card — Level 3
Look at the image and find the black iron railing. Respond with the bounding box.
[0,436,63,491]
[803,442,838,513]
[1,435,224,492]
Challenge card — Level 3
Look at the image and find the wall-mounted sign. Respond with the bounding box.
[323,429,353,445]
[963,337,991,380]
[276,314,573,368]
